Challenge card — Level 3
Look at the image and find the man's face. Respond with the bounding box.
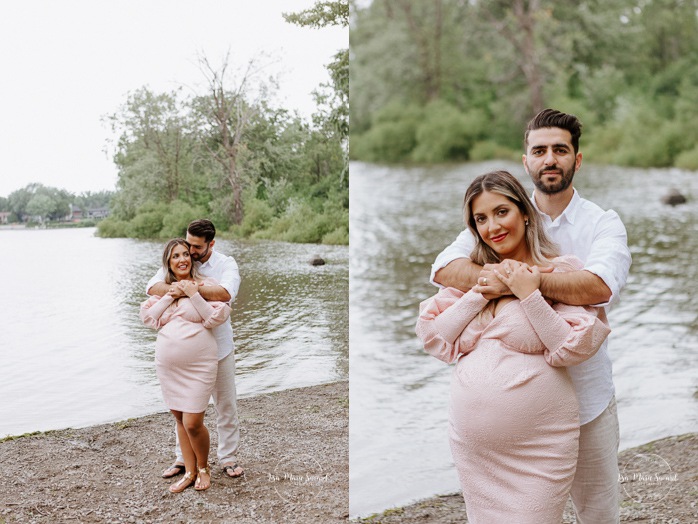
[523,127,582,195]
[185,233,214,262]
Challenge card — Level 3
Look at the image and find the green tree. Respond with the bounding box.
[106,87,197,220]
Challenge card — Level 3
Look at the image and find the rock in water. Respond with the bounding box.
[661,189,687,206]
[309,254,326,266]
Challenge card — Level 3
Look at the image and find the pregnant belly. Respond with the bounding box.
[450,343,579,444]
[155,321,217,367]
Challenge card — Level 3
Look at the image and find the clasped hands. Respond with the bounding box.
[472,260,552,300]
[167,280,200,298]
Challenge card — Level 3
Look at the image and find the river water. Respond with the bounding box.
[349,160,698,517]
[0,228,347,438]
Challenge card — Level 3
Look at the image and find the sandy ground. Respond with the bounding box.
[1,381,348,524]
[353,433,698,524]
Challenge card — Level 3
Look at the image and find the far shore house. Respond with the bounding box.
[86,207,109,219]
[68,204,109,221]
[69,204,83,221]
[0,211,10,224]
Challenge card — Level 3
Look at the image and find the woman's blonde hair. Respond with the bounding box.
[463,170,559,266]
[162,238,199,284]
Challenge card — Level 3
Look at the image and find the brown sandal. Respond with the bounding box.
[195,464,211,491]
[169,471,196,493]
[161,463,185,478]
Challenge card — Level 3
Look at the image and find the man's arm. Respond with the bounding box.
[433,258,481,292]
[539,270,611,306]
[148,281,173,297]
[542,210,631,306]
[149,281,231,302]
[197,284,231,302]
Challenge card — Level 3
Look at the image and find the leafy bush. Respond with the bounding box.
[675,145,698,170]
[352,121,418,163]
[350,102,423,163]
[126,203,168,239]
[97,218,130,237]
[250,197,347,244]
[412,103,488,163]
[469,141,519,162]
[234,198,275,237]
[160,200,207,239]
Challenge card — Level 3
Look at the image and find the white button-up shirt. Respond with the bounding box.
[147,249,241,360]
[430,189,631,424]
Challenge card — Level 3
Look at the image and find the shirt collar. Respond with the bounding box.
[198,249,219,268]
[531,187,581,225]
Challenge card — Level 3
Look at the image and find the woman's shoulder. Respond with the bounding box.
[550,255,584,272]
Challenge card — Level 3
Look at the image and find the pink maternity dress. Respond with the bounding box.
[140,279,231,413]
[415,256,610,523]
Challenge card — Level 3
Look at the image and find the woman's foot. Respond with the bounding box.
[169,471,196,493]
[194,465,211,491]
[161,463,185,478]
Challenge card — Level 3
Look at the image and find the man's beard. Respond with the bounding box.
[531,164,575,194]
[191,245,210,261]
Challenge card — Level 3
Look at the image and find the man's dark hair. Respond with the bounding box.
[187,219,216,243]
[524,108,583,154]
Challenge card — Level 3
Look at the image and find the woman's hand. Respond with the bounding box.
[167,284,184,298]
[493,260,540,300]
[472,263,512,299]
[178,280,199,297]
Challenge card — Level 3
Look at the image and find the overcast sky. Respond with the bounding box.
[0,0,347,197]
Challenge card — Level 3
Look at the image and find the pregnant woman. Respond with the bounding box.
[140,238,231,493]
[416,171,611,523]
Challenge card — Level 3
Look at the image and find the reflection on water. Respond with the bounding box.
[0,228,347,438]
[349,161,698,517]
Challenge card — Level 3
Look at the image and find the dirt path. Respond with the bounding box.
[1,381,348,524]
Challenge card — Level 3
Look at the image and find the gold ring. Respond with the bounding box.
[506,270,512,275]
[483,278,487,285]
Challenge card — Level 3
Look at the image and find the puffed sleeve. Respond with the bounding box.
[188,292,231,328]
[416,288,490,364]
[519,290,611,367]
[139,295,175,330]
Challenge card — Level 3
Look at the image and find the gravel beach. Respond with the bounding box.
[353,433,698,523]
[1,381,348,524]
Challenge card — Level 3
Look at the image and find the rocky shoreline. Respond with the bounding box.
[1,381,348,524]
[353,433,697,523]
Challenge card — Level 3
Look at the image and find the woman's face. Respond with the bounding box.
[169,243,192,280]
[471,190,530,261]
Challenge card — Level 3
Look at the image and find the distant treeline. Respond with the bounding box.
[350,0,698,169]
[0,185,113,224]
[100,1,348,245]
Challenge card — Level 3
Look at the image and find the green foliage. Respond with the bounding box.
[351,0,698,169]
[102,50,347,244]
[412,103,487,162]
[126,203,168,239]
[96,218,130,238]
[675,146,698,170]
[7,183,73,222]
[251,197,347,244]
[350,102,423,162]
[160,200,207,239]
[469,141,519,162]
[234,197,275,237]
[283,1,348,28]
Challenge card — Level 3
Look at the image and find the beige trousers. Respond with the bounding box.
[570,397,620,524]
